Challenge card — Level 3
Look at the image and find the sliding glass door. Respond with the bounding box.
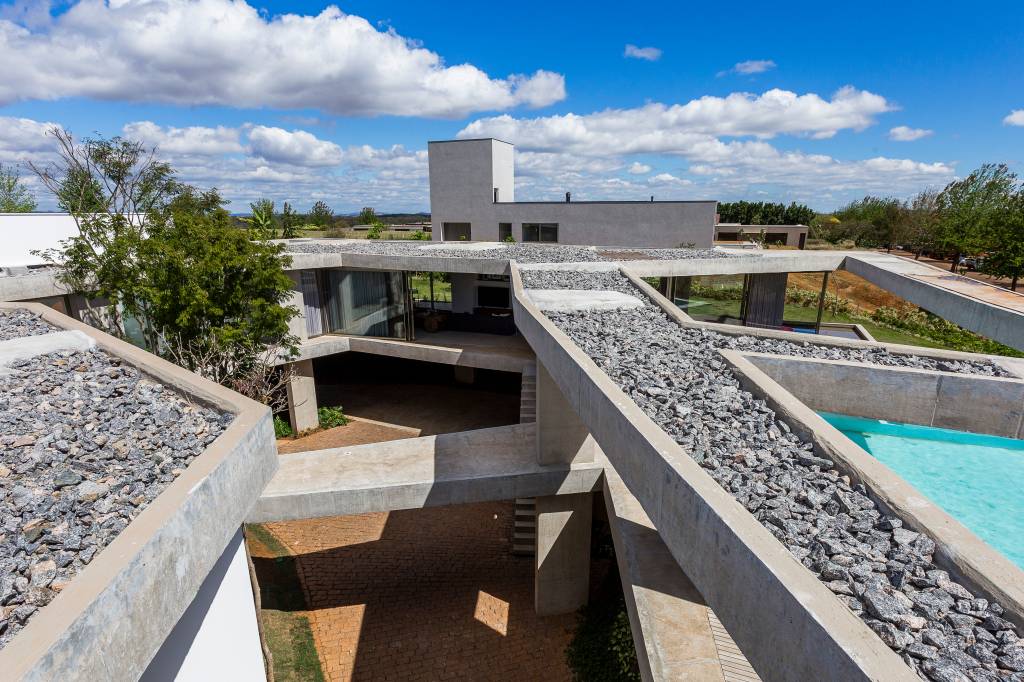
[324,268,412,339]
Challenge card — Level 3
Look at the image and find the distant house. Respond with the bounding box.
[428,138,717,247]
[714,222,808,249]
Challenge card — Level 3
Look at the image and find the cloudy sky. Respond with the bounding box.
[1,0,1022,213]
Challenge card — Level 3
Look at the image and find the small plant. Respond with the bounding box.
[503,234,516,243]
[317,405,349,429]
[411,229,430,241]
[366,222,384,239]
[273,415,293,438]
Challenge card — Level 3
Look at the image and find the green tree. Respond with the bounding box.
[0,163,37,212]
[358,206,377,225]
[309,200,334,228]
[905,189,942,259]
[245,198,276,240]
[279,201,300,238]
[834,196,907,249]
[979,189,1024,291]
[141,189,297,360]
[31,128,179,334]
[937,164,1017,271]
[32,129,298,409]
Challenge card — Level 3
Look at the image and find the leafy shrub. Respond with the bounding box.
[317,405,350,429]
[690,283,743,301]
[410,230,430,241]
[273,415,293,438]
[871,306,1022,357]
[566,570,640,682]
[366,223,384,239]
[503,234,516,243]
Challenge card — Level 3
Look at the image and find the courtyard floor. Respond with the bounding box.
[249,501,575,681]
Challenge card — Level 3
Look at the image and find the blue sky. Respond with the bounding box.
[1,0,1022,212]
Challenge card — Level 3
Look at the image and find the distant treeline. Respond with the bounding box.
[716,201,816,226]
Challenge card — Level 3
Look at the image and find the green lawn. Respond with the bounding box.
[410,273,452,302]
[684,298,952,350]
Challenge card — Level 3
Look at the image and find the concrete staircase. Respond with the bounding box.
[513,497,537,556]
[519,363,536,423]
[514,364,537,556]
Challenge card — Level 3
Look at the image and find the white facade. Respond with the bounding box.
[0,213,80,268]
[427,139,717,248]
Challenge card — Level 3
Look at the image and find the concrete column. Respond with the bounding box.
[536,362,595,466]
[535,492,592,616]
[286,359,318,433]
[454,365,476,385]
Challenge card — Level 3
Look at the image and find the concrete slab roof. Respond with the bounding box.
[0,303,277,680]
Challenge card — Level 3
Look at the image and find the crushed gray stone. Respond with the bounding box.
[0,310,56,342]
[284,239,733,264]
[0,345,232,649]
[534,271,1019,680]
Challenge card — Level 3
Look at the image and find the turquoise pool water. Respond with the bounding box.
[819,412,1024,569]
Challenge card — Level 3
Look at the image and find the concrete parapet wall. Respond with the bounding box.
[620,267,1024,378]
[721,350,1024,633]
[282,246,511,275]
[0,270,65,302]
[743,352,1024,439]
[508,265,914,682]
[0,303,278,681]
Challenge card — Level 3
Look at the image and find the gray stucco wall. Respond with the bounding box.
[428,138,716,247]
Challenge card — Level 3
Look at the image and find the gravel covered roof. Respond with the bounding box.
[0,311,231,649]
[0,309,57,342]
[283,239,736,264]
[527,270,1021,680]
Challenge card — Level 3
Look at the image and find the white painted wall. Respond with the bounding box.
[0,213,79,268]
[141,529,266,681]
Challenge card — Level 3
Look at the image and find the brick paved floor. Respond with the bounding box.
[263,501,575,682]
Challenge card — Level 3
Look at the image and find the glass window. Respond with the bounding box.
[498,223,512,241]
[324,268,409,338]
[477,286,511,309]
[522,223,558,243]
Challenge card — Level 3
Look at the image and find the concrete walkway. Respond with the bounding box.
[249,423,603,523]
[289,330,534,372]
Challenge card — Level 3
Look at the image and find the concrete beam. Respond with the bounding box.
[508,264,915,682]
[602,464,727,682]
[844,253,1024,352]
[248,422,603,523]
[286,358,319,433]
[537,361,596,466]
[535,492,592,616]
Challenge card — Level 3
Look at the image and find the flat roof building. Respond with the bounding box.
[428,138,718,247]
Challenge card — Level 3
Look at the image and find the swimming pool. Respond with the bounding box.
[819,412,1024,569]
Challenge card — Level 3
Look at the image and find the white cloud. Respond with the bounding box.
[628,162,651,174]
[1004,110,1024,127]
[647,172,692,186]
[719,59,776,77]
[624,44,661,61]
[0,0,565,118]
[248,126,343,167]
[122,121,243,156]
[888,125,933,142]
[0,116,57,160]
[459,87,894,149]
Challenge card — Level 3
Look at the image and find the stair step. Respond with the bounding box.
[512,544,535,555]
